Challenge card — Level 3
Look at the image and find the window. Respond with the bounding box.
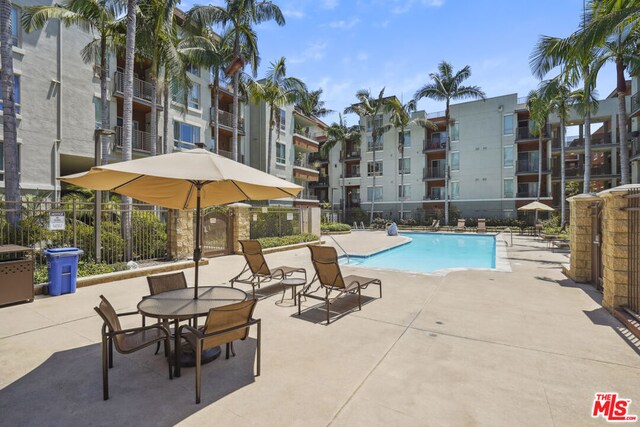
[503,178,514,198]
[503,114,514,135]
[367,161,383,176]
[276,142,286,164]
[186,63,201,77]
[373,115,383,130]
[450,121,459,141]
[367,136,383,151]
[367,186,383,201]
[0,142,20,181]
[451,181,460,200]
[188,83,200,109]
[398,157,411,174]
[94,97,102,129]
[278,109,286,132]
[173,121,200,149]
[430,186,445,200]
[450,151,460,171]
[400,130,411,148]
[398,184,411,200]
[0,75,20,114]
[503,146,514,167]
[10,6,19,46]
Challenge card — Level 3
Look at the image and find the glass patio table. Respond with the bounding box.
[137,286,247,377]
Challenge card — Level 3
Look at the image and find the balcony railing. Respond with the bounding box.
[114,126,155,153]
[631,90,640,115]
[340,172,361,179]
[367,143,384,152]
[309,176,329,187]
[296,192,319,201]
[340,198,361,208]
[309,152,328,163]
[516,191,550,198]
[423,167,446,180]
[293,158,317,170]
[217,149,234,160]
[516,159,549,174]
[632,137,640,159]
[423,139,446,152]
[113,71,154,103]
[515,125,550,141]
[553,163,614,178]
[552,132,616,150]
[426,110,445,119]
[210,108,244,132]
[424,193,444,201]
[340,150,361,160]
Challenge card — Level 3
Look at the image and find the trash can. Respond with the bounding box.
[43,248,84,296]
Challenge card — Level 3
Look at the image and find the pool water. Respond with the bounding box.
[342,232,496,273]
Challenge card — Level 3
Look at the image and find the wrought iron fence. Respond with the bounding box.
[0,200,168,266]
[249,207,302,239]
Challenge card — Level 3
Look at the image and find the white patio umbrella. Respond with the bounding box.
[517,201,555,212]
[60,148,303,299]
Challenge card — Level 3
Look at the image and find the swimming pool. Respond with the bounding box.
[342,232,496,273]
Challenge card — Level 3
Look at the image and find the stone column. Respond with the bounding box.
[310,206,321,237]
[167,209,194,260]
[229,203,250,254]
[599,185,640,311]
[567,194,600,283]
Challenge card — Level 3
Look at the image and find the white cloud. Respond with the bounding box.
[289,41,327,64]
[328,18,360,29]
[356,51,369,61]
[283,8,305,19]
[373,20,390,28]
[320,0,339,10]
[390,0,444,14]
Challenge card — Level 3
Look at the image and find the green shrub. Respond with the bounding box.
[464,218,527,229]
[34,261,128,284]
[370,217,390,229]
[321,222,351,232]
[257,233,319,249]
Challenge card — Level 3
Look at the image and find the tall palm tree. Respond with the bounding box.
[297,88,333,118]
[188,0,284,162]
[1,0,18,225]
[322,114,361,220]
[384,98,437,221]
[247,57,306,173]
[22,0,124,165]
[414,61,486,225]
[526,90,552,222]
[345,88,391,224]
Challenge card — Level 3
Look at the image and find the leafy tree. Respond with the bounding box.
[297,88,333,118]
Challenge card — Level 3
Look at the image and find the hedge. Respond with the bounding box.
[321,222,351,232]
[257,233,319,249]
[34,261,128,285]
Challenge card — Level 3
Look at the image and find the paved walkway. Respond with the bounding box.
[1,232,639,426]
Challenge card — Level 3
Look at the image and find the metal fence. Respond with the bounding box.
[249,207,302,239]
[1,200,167,266]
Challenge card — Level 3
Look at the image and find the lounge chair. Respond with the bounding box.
[477,218,487,233]
[299,245,382,325]
[231,240,307,299]
[177,300,260,404]
[427,219,439,231]
[454,219,466,232]
[94,295,172,400]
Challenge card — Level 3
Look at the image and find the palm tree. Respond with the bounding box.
[526,90,552,222]
[247,57,306,173]
[345,88,391,224]
[188,0,284,162]
[22,0,123,165]
[384,98,437,221]
[297,88,333,118]
[322,114,361,220]
[414,61,486,225]
[1,0,18,225]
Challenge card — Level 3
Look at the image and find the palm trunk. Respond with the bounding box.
[444,102,450,226]
[99,35,110,165]
[213,75,219,154]
[1,0,19,226]
[616,56,629,184]
[232,70,239,161]
[370,132,377,224]
[399,129,405,221]
[149,73,158,156]
[535,132,542,224]
[560,119,566,227]
[163,76,169,154]
[266,107,274,174]
[583,108,592,193]
[121,0,137,261]
[341,144,346,222]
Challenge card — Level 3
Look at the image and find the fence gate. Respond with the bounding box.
[591,201,603,291]
[200,208,233,258]
[628,188,640,312]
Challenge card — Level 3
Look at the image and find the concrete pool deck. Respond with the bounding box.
[1,232,639,426]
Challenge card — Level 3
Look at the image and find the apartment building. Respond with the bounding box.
[631,75,640,183]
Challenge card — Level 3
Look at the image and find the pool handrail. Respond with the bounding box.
[497,228,513,247]
[327,234,350,264]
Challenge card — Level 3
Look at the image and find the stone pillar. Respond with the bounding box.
[167,209,194,260]
[310,206,321,237]
[567,194,600,283]
[229,203,250,254]
[599,185,639,311]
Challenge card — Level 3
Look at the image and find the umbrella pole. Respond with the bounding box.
[194,185,202,300]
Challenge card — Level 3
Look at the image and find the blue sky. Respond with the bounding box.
[180,0,619,125]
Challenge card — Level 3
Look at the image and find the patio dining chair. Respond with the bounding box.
[94,295,172,401]
[177,299,260,404]
[146,271,190,354]
[299,245,382,325]
[230,240,307,299]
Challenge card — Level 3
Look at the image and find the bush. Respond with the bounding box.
[370,217,390,230]
[321,222,351,232]
[463,218,527,229]
[34,261,128,284]
[257,233,319,249]
[250,209,301,239]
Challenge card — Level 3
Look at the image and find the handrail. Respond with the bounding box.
[327,234,350,264]
[497,227,513,247]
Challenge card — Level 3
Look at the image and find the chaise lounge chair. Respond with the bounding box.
[299,245,382,325]
[231,240,307,299]
[427,220,440,231]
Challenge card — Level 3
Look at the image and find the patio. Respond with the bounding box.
[1,232,639,426]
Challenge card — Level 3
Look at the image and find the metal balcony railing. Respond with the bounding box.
[113,71,154,103]
[309,176,329,187]
[515,125,550,140]
[114,126,155,153]
[423,167,446,179]
[340,150,361,160]
[424,193,444,201]
[210,108,244,132]
[297,192,319,201]
[366,143,384,152]
[423,139,446,152]
[516,159,549,174]
[516,191,550,198]
[426,110,445,119]
[293,158,316,170]
[632,137,640,159]
[553,163,614,178]
[631,90,640,115]
[309,152,328,162]
[551,132,616,150]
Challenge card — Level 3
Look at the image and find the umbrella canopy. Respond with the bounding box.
[517,201,555,212]
[59,148,303,299]
[60,148,302,209]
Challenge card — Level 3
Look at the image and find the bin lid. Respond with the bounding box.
[44,247,83,254]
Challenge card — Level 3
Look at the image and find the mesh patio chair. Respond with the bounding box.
[94,295,172,401]
[230,240,306,299]
[177,299,261,404]
[299,245,382,325]
[146,271,190,354]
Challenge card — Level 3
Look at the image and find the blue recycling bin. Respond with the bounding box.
[43,248,84,296]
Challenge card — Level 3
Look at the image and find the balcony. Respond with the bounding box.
[210,108,245,134]
[340,150,361,161]
[631,90,640,116]
[515,125,550,141]
[341,172,361,179]
[308,152,328,163]
[366,143,384,152]
[426,110,445,119]
[423,167,446,180]
[340,198,361,208]
[113,71,161,107]
[516,191,550,198]
[309,176,329,187]
[516,159,550,175]
[113,126,156,153]
[293,158,320,181]
[423,139,446,152]
[295,192,319,203]
[552,163,614,179]
[293,127,321,153]
[552,132,616,151]
[423,193,444,201]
